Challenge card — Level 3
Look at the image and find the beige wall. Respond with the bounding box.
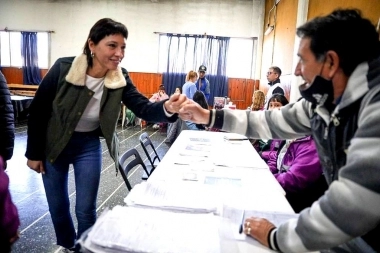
[308,0,380,22]
[0,0,262,73]
[260,0,380,98]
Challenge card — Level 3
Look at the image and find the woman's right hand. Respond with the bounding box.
[27,160,45,174]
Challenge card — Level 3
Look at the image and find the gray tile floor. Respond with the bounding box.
[7,121,169,253]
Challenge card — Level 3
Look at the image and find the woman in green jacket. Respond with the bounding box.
[25,18,184,252]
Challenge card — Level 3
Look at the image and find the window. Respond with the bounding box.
[158,34,256,79]
[227,38,257,79]
[0,31,50,69]
[158,35,197,73]
[37,33,49,69]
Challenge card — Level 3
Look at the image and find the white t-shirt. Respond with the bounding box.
[75,75,105,132]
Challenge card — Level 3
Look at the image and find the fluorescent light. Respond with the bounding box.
[264,25,274,36]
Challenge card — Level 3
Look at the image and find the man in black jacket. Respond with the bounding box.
[0,70,14,168]
[0,69,19,252]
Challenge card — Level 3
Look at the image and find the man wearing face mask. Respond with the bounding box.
[178,9,380,253]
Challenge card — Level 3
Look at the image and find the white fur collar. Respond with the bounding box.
[65,54,126,89]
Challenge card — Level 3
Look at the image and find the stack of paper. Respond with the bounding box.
[212,145,268,169]
[179,143,212,157]
[124,181,221,214]
[80,206,221,253]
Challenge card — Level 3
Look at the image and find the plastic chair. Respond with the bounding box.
[118,148,150,191]
[139,132,161,175]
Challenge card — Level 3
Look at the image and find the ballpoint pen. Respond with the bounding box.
[239,210,245,234]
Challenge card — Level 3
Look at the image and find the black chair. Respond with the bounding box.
[139,132,161,175]
[118,148,150,191]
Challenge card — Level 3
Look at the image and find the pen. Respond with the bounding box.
[239,210,245,234]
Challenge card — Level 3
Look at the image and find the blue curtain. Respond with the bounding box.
[202,37,229,105]
[21,32,42,85]
[162,34,230,105]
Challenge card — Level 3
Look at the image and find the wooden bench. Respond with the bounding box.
[7,84,38,97]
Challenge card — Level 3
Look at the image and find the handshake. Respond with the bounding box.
[163,93,210,125]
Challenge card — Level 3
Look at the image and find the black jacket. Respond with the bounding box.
[0,71,14,161]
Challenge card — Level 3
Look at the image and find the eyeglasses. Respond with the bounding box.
[267,72,273,75]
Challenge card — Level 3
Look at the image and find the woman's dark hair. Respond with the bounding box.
[296,9,380,76]
[193,91,208,130]
[83,18,128,68]
[175,86,182,94]
[267,94,289,110]
[193,91,209,110]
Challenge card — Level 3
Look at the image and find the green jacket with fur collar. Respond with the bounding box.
[25,54,177,169]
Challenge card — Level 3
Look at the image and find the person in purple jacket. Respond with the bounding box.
[0,166,20,252]
[264,94,327,213]
[256,94,289,160]
[268,136,327,213]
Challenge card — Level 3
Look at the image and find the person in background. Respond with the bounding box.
[182,70,198,99]
[264,66,284,109]
[270,135,327,213]
[149,84,169,103]
[178,9,380,252]
[185,90,208,130]
[248,90,266,150]
[25,18,184,252]
[149,84,169,129]
[174,86,182,94]
[166,90,208,145]
[0,70,19,252]
[249,90,265,111]
[196,65,210,101]
[257,94,289,159]
[264,95,327,213]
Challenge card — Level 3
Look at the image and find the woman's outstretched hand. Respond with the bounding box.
[179,102,210,125]
[164,93,189,114]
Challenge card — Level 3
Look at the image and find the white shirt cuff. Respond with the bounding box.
[163,104,174,117]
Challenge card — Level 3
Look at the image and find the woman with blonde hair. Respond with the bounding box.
[249,90,265,111]
[182,70,198,99]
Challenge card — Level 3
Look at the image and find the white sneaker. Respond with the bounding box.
[153,124,159,129]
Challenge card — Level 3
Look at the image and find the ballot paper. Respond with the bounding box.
[212,145,268,169]
[81,206,221,253]
[124,181,220,214]
[221,204,299,241]
[189,137,212,143]
[224,208,299,227]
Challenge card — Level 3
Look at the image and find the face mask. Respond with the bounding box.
[299,75,334,109]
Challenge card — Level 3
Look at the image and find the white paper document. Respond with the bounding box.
[179,143,212,157]
[124,181,220,213]
[222,205,299,239]
[213,145,268,169]
[81,206,221,253]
